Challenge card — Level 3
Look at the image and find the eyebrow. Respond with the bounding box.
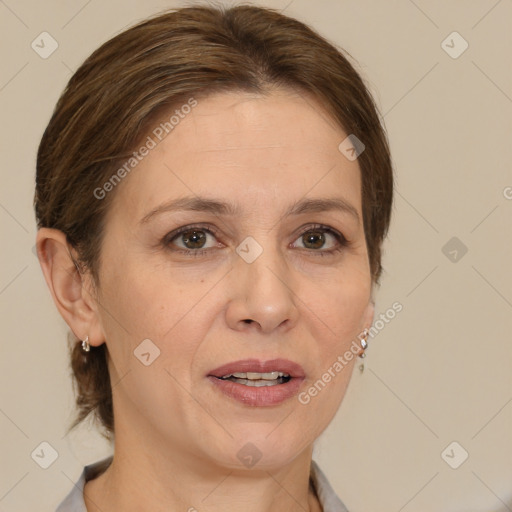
[140,195,360,225]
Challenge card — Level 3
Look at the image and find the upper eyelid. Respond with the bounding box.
[291,225,346,249]
[163,224,220,246]
[295,224,344,238]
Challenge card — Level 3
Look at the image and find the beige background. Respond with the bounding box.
[1,0,511,510]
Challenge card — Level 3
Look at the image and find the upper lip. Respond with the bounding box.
[208,358,305,379]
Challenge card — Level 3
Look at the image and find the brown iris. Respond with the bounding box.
[182,230,207,249]
[302,230,325,249]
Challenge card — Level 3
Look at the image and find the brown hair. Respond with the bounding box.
[34,4,393,438]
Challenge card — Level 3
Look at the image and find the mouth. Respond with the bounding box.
[216,371,292,387]
[208,358,305,383]
[206,358,305,405]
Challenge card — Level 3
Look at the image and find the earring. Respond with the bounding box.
[358,328,369,358]
[81,336,90,352]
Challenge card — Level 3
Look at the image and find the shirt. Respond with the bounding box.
[55,456,349,512]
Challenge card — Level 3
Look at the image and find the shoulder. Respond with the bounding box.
[55,456,113,512]
[310,459,350,512]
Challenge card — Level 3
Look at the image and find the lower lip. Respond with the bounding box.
[207,376,304,406]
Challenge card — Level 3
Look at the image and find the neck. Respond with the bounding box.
[83,425,322,512]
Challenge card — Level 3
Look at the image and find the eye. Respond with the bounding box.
[162,223,349,257]
[291,224,348,254]
[163,225,220,253]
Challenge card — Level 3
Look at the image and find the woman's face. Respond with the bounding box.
[92,89,374,469]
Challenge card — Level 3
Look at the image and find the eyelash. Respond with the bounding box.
[162,223,350,258]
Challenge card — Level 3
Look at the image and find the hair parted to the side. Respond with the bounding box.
[34,4,394,439]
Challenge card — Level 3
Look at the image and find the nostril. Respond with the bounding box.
[243,319,253,324]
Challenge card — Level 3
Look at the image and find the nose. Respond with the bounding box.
[225,240,299,334]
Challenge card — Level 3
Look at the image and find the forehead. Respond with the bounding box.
[107,89,362,221]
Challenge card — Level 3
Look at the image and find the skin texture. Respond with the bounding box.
[37,89,375,512]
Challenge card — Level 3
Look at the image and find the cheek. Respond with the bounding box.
[97,256,219,368]
[100,252,184,329]
[298,278,368,424]
[304,267,370,344]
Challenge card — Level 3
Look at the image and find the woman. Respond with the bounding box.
[35,4,393,511]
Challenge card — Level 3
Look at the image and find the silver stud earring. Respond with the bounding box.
[81,336,90,352]
[358,328,369,358]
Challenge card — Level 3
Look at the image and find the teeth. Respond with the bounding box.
[232,378,282,387]
[223,371,290,380]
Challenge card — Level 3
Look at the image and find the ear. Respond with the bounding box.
[35,228,105,348]
[361,299,375,332]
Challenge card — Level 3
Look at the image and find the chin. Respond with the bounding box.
[207,426,313,471]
